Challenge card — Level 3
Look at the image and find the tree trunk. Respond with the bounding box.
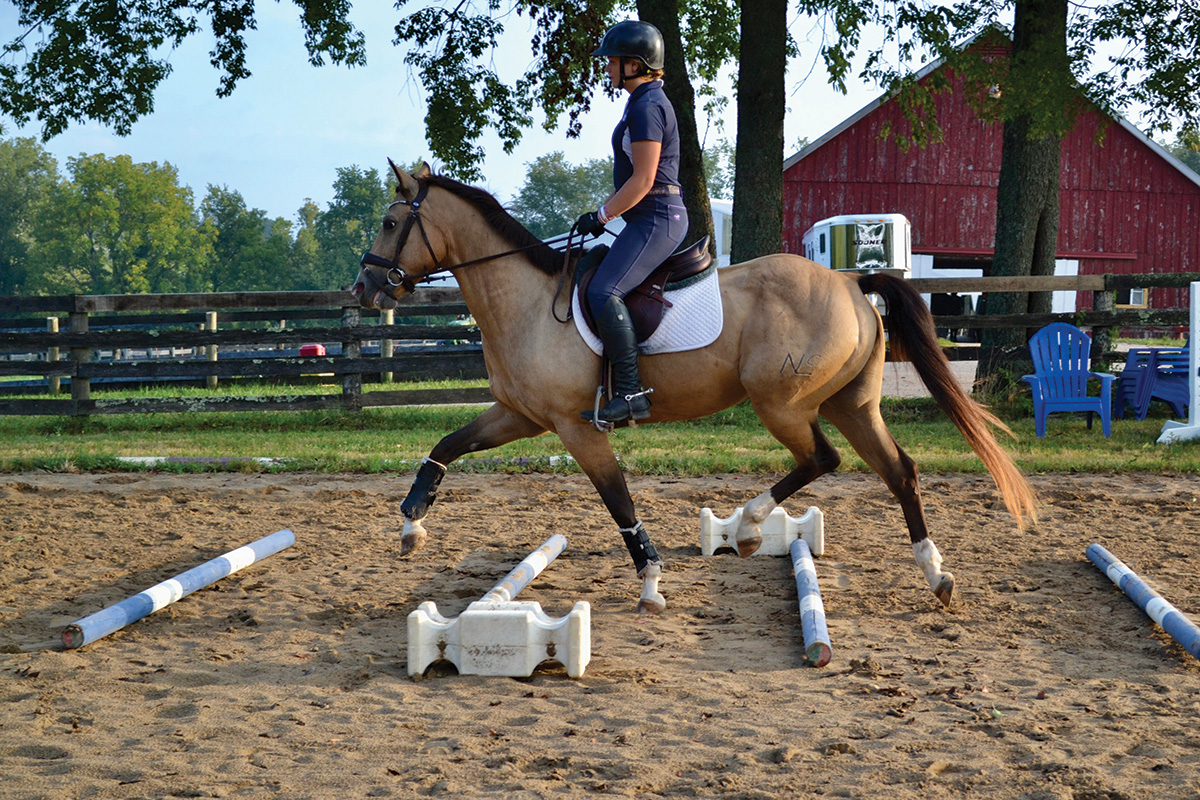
[729,0,785,264]
[636,0,716,257]
[978,0,1068,391]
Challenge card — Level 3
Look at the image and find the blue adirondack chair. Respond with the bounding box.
[1022,323,1116,438]
[1115,345,1190,420]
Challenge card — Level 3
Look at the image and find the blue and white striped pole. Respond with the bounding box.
[790,538,832,666]
[1086,542,1200,660]
[63,529,296,649]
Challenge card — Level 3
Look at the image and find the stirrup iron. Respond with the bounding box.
[590,386,615,434]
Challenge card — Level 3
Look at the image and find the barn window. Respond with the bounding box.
[1115,287,1147,308]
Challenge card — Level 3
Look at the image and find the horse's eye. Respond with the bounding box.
[383,218,397,231]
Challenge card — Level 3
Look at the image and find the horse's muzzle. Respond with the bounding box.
[352,266,399,310]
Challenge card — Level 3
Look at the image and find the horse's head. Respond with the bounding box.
[353,160,446,310]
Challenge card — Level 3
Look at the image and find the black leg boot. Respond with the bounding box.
[582,295,652,425]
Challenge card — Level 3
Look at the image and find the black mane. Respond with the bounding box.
[425,175,564,276]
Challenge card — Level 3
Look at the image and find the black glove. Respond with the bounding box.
[575,211,606,237]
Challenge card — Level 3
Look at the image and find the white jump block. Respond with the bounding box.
[406,534,591,678]
[700,506,824,557]
[408,599,591,678]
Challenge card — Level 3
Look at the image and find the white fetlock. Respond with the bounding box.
[735,491,777,557]
[400,517,428,556]
[913,538,954,607]
[636,561,666,615]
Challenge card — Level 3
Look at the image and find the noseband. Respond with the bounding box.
[359,181,443,296]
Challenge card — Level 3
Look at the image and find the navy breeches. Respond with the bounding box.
[586,198,688,314]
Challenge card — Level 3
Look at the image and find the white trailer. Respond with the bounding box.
[801,214,912,277]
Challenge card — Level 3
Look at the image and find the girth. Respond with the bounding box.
[576,235,713,343]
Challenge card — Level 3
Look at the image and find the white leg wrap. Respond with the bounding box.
[637,561,665,614]
[912,538,944,590]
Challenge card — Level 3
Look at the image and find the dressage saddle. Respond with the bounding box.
[575,236,714,343]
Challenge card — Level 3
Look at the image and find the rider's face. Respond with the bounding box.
[605,57,622,89]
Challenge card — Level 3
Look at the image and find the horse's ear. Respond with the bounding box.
[389,158,420,200]
[414,161,432,179]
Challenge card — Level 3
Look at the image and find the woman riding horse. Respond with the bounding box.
[351,29,1038,618]
[575,20,688,427]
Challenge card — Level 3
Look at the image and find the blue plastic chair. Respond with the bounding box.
[1115,345,1190,420]
[1114,348,1155,419]
[1022,323,1115,437]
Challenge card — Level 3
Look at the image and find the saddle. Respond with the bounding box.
[575,236,714,342]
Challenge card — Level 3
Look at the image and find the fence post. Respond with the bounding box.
[69,309,90,414]
[380,308,394,384]
[342,306,362,410]
[205,311,219,390]
[1092,282,1115,367]
[47,317,61,394]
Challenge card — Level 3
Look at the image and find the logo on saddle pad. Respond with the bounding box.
[572,239,724,356]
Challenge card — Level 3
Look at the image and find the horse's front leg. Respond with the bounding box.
[399,403,546,555]
[559,426,665,614]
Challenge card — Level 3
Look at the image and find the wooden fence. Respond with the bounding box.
[1,272,1197,416]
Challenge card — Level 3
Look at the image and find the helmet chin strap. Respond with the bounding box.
[617,56,647,90]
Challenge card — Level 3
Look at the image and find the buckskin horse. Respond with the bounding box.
[353,162,1037,614]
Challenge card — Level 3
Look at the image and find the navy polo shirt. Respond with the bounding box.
[611,80,681,192]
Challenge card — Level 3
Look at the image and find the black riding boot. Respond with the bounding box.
[582,295,652,425]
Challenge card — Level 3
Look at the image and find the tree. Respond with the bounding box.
[703,138,736,200]
[1,0,366,138]
[0,137,58,294]
[200,186,291,292]
[287,199,328,291]
[730,0,787,263]
[315,166,391,282]
[27,154,208,294]
[1167,139,1200,176]
[508,152,612,239]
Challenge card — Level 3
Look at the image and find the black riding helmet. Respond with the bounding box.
[592,20,665,71]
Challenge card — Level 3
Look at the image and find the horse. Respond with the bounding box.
[353,162,1038,615]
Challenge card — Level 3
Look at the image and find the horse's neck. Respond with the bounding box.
[450,237,562,340]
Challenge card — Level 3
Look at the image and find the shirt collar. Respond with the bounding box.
[627,79,663,101]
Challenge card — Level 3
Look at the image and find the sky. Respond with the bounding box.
[1,3,887,223]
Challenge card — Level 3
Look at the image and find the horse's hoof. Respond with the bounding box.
[736,535,762,558]
[933,573,955,607]
[399,519,428,556]
[636,594,666,615]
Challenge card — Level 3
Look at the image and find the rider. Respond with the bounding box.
[576,20,688,426]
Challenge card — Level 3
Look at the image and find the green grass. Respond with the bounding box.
[1,382,1198,475]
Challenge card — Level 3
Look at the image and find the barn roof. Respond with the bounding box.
[782,52,1200,193]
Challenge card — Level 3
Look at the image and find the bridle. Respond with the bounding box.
[357,179,588,305]
[358,181,441,295]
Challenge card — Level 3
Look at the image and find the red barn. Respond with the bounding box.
[782,55,1200,328]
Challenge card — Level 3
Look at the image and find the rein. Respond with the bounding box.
[358,180,585,304]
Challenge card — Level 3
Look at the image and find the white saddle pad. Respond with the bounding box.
[572,266,724,356]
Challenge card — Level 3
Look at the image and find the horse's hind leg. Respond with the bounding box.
[736,410,841,556]
[398,403,546,555]
[821,399,954,607]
